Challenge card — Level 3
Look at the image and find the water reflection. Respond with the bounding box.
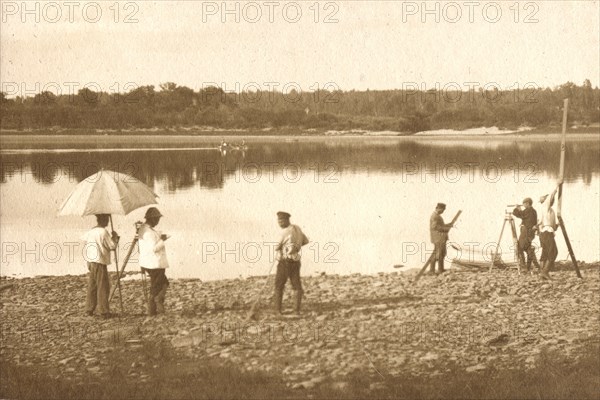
[2,139,598,190]
[1,137,598,279]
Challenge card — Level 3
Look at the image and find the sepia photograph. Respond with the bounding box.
[1,1,599,399]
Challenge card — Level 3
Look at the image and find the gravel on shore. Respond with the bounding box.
[1,263,598,389]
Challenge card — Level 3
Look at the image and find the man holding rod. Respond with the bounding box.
[429,203,454,275]
[538,185,560,280]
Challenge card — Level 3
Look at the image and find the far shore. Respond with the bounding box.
[1,130,599,152]
[0,123,599,139]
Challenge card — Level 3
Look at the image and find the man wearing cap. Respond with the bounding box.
[82,214,119,318]
[513,197,541,273]
[274,211,309,315]
[138,207,170,315]
[537,185,560,280]
[429,203,453,274]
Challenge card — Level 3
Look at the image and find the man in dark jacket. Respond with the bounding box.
[429,203,453,274]
[512,197,540,273]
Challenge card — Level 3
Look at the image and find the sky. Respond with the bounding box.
[1,0,599,96]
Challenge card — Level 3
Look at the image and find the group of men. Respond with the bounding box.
[83,208,309,318]
[429,183,561,280]
[83,182,562,318]
[512,184,561,280]
[83,207,171,318]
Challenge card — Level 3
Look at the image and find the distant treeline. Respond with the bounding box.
[1,80,599,133]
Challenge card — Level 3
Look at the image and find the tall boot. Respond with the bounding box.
[540,261,551,280]
[294,290,303,315]
[530,245,541,271]
[147,295,157,316]
[437,259,445,274]
[274,289,283,314]
[428,257,435,274]
[518,251,527,270]
[533,257,541,271]
[155,286,167,314]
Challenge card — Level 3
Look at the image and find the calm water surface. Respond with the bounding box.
[1,135,599,279]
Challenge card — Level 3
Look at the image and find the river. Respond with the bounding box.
[1,134,598,279]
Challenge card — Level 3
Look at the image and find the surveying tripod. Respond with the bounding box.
[488,210,528,274]
[109,221,148,310]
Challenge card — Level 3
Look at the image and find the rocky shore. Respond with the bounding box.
[1,263,599,393]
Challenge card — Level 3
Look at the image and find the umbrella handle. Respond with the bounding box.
[109,215,124,313]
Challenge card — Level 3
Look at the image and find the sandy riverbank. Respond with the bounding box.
[1,262,598,397]
[1,132,599,153]
[1,123,599,137]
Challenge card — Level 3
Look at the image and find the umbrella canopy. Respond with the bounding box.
[58,170,158,216]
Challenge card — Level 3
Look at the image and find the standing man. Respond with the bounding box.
[138,207,170,315]
[429,203,453,274]
[83,214,119,318]
[513,197,541,273]
[538,185,560,280]
[274,211,309,315]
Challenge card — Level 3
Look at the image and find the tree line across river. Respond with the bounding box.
[1,80,598,133]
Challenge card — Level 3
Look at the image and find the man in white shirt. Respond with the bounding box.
[83,214,119,317]
[274,211,309,315]
[538,185,560,280]
[138,207,170,315]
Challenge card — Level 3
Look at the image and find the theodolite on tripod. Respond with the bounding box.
[109,221,148,307]
[488,207,528,274]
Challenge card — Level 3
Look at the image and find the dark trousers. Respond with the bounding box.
[275,260,303,292]
[87,262,110,315]
[429,243,447,273]
[518,226,538,268]
[274,260,303,312]
[142,268,169,314]
[539,232,558,269]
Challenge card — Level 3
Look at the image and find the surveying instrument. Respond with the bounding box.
[489,98,582,279]
[109,221,149,309]
[488,208,527,274]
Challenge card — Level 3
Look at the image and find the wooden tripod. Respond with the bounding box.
[488,211,526,274]
[557,99,582,279]
[109,221,148,308]
[109,215,124,313]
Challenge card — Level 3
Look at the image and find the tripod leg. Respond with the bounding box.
[109,216,124,313]
[141,268,148,303]
[109,237,139,302]
[557,216,582,279]
[510,219,524,275]
[489,220,507,272]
